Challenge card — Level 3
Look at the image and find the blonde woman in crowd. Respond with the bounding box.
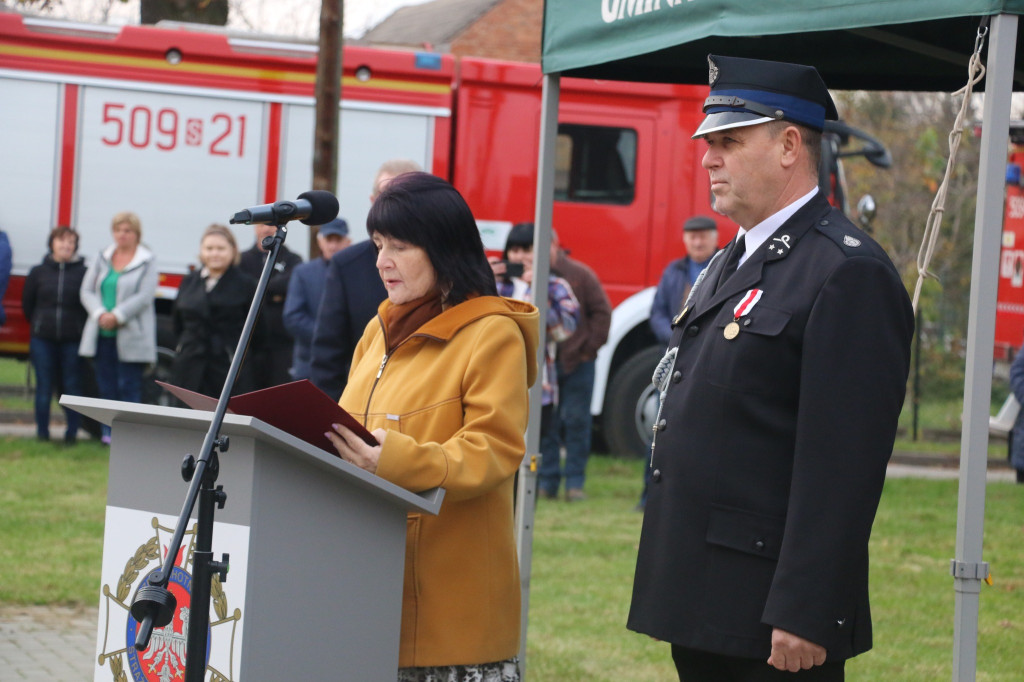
[79,211,157,444]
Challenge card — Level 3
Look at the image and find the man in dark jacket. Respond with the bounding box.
[239,224,303,388]
[649,215,718,346]
[309,240,382,400]
[541,229,611,500]
[627,55,913,680]
[309,159,421,400]
[283,218,351,381]
[0,229,11,327]
[1006,342,1024,483]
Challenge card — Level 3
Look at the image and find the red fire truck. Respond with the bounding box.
[0,12,887,455]
[994,124,1024,362]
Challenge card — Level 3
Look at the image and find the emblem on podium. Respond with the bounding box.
[96,515,243,682]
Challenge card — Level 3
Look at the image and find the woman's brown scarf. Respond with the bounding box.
[382,292,443,352]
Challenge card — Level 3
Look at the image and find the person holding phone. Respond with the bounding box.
[490,222,580,499]
[324,173,538,680]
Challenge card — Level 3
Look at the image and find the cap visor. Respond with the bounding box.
[692,112,772,139]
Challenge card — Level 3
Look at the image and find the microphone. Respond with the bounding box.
[229,190,339,226]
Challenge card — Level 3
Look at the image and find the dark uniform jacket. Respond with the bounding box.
[239,242,302,388]
[627,193,914,661]
[170,266,259,398]
[239,242,302,349]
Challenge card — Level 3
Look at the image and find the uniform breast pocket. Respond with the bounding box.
[706,304,794,397]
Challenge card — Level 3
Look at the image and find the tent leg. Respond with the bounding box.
[517,71,560,682]
[952,12,1017,682]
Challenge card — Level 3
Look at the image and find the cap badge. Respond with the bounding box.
[708,56,719,86]
[843,235,862,247]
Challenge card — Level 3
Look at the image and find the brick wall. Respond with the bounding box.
[450,0,543,63]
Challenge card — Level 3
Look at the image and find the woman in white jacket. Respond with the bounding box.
[80,211,157,443]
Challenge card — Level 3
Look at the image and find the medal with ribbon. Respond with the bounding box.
[724,288,763,340]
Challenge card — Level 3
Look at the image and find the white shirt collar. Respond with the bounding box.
[736,186,818,266]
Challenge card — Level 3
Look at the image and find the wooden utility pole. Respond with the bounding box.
[311,0,344,191]
[311,0,343,256]
[313,0,343,192]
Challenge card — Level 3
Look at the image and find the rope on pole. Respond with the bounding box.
[912,22,989,313]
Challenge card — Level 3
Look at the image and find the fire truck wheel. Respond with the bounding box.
[603,345,662,459]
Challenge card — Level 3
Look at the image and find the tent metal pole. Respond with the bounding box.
[515,70,560,681]
[952,12,1017,682]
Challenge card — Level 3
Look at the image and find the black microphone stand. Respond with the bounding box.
[129,223,290,682]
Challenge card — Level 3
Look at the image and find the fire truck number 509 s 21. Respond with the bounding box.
[100,103,248,158]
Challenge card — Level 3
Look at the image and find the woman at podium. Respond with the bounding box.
[325,172,539,681]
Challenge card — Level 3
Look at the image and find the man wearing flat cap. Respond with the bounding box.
[627,55,913,680]
[650,215,719,347]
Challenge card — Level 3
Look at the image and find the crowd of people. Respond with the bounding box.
[9,161,611,461]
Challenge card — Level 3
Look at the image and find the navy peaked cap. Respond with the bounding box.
[693,54,838,139]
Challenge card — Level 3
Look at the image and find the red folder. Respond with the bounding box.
[156,379,378,453]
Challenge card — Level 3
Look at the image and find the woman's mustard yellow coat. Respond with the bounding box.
[340,295,539,668]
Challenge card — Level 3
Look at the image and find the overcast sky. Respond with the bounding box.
[27,0,433,38]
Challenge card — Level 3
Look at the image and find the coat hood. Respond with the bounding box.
[41,254,85,268]
[99,242,155,271]
[378,295,540,388]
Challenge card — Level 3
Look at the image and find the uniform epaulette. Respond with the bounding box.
[814,215,869,257]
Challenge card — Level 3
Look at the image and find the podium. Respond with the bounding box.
[61,395,443,682]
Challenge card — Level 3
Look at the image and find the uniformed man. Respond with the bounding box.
[627,55,914,681]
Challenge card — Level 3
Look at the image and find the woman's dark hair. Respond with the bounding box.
[367,172,497,305]
[503,221,534,260]
[47,226,79,253]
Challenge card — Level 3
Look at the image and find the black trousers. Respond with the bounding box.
[672,645,845,682]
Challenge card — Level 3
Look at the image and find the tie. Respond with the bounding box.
[717,234,745,290]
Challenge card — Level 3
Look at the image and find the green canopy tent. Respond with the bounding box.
[543,1,1024,90]
[514,2,1023,680]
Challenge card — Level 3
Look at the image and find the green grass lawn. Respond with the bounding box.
[0,356,29,385]
[0,437,108,605]
[2,438,1022,680]
[0,357,32,414]
[528,463,1024,681]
